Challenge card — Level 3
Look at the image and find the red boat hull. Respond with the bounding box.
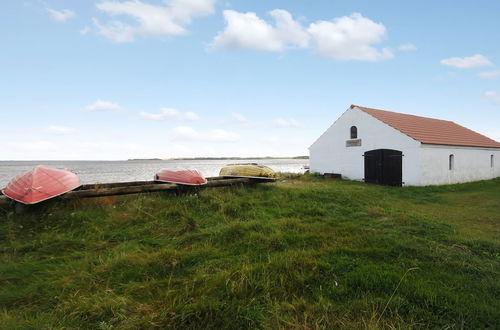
[155,169,207,185]
[1,165,81,204]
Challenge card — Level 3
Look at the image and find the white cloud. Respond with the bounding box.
[212,10,393,61]
[398,43,416,51]
[92,18,136,43]
[47,125,75,135]
[173,126,201,140]
[218,112,254,129]
[212,9,310,52]
[478,70,500,79]
[307,13,393,61]
[172,126,239,142]
[140,108,199,121]
[80,26,91,35]
[275,118,299,128]
[207,129,239,142]
[85,99,122,111]
[484,91,500,106]
[440,54,493,69]
[46,8,75,22]
[94,0,216,43]
[231,112,248,123]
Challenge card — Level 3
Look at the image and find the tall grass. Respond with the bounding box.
[1,176,499,329]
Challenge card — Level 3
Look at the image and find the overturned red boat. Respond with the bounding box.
[1,165,81,204]
[155,169,207,185]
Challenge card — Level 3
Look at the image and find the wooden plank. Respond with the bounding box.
[0,177,275,207]
[65,177,270,199]
[62,182,179,199]
[75,176,235,190]
[78,181,156,190]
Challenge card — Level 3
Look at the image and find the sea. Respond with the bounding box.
[0,159,308,187]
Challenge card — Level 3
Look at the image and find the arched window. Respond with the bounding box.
[350,126,357,139]
[491,155,494,168]
[449,154,454,170]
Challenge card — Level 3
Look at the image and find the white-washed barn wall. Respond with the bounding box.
[420,145,500,185]
[309,107,422,185]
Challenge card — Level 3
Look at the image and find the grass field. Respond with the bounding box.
[1,175,499,329]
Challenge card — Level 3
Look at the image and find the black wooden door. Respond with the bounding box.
[364,149,383,185]
[364,149,402,186]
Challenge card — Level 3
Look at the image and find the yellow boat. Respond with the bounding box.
[219,164,276,178]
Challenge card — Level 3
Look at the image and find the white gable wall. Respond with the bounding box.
[420,145,500,185]
[309,107,422,185]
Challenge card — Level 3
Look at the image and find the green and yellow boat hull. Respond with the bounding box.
[219,164,276,178]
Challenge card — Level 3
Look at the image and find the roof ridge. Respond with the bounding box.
[351,104,500,148]
[351,104,455,123]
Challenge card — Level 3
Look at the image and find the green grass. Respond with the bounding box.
[1,175,499,329]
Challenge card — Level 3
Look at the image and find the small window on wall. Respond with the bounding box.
[350,126,357,139]
[491,155,494,168]
[449,154,454,170]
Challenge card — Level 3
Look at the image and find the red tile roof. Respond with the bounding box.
[352,105,500,148]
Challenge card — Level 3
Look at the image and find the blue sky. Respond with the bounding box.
[1,0,499,160]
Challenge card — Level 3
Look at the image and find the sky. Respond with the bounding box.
[1,0,499,160]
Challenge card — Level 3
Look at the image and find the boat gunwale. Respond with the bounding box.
[1,183,83,205]
[153,179,208,186]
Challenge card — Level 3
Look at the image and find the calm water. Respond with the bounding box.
[0,159,308,187]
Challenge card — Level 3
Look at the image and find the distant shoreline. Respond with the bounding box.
[0,157,309,162]
[127,156,309,161]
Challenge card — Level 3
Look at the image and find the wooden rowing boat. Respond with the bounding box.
[155,169,207,185]
[1,165,81,204]
[219,164,276,178]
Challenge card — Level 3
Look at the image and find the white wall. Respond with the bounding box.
[420,145,500,185]
[309,107,422,185]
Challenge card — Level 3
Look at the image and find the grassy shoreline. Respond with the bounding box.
[1,175,499,329]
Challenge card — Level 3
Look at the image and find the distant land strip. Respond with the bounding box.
[127,156,309,161]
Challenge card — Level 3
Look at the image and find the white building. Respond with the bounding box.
[309,105,500,186]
